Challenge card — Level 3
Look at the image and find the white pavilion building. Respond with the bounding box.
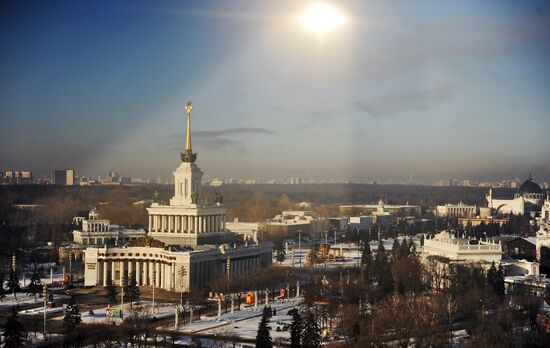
[83,101,273,291]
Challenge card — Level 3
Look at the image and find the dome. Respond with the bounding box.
[519,175,542,194]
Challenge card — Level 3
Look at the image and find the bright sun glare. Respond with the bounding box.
[299,2,347,36]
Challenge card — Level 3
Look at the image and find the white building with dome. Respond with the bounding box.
[72,208,147,245]
[486,175,545,216]
[83,102,273,291]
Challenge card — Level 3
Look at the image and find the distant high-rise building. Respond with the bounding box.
[1,170,32,184]
[51,169,75,185]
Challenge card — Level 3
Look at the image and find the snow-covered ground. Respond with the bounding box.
[0,293,70,312]
[178,297,301,343]
[18,266,66,288]
[56,301,178,325]
[275,237,421,268]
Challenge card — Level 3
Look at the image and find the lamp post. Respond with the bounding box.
[226,257,231,289]
[178,266,187,307]
[68,248,72,285]
[152,270,156,313]
[43,284,47,339]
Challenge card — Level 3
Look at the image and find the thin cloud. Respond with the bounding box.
[171,127,274,152]
[355,85,454,118]
[193,127,274,138]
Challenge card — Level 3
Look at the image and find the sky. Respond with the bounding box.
[1,0,549,182]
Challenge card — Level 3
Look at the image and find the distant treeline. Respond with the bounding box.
[1,183,516,222]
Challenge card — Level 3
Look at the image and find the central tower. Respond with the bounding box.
[170,101,203,206]
[147,101,230,246]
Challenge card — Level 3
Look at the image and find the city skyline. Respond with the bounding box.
[1,1,550,181]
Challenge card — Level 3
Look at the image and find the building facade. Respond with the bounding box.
[487,176,545,216]
[422,230,502,263]
[51,169,75,185]
[72,208,147,245]
[436,202,477,218]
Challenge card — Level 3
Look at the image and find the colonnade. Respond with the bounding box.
[99,259,179,291]
[226,256,261,275]
[148,214,225,234]
[86,222,109,232]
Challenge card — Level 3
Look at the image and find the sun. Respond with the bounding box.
[298,2,347,37]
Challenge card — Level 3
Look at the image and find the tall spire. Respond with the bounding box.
[180,100,197,162]
[185,100,193,151]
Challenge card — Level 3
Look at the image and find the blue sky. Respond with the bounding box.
[1,0,549,182]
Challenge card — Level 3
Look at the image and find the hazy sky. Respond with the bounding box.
[1,0,549,182]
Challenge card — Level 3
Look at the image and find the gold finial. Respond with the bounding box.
[185,100,192,152]
[180,100,197,162]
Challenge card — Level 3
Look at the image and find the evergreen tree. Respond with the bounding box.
[398,238,409,259]
[486,261,497,292]
[392,239,400,259]
[63,297,82,332]
[2,307,25,347]
[26,270,42,302]
[276,250,286,263]
[256,306,273,348]
[495,264,505,297]
[105,275,117,304]
[125,274,140,305]
[361,242,373,273]
[288,308,302,348]
[7,270,20,300]
[374,241,393,296]
[302,311,321,348]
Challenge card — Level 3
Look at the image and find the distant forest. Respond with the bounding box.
[0,184,519,264]
[0,183,515,223]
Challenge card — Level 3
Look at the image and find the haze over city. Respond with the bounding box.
[1,0,550,181]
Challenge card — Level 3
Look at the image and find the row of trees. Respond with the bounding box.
[291,236,548,347]
[255,306,321,348]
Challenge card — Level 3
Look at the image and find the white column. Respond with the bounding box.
[165,263,170,289]
[128,260,133,281]
[148,216,152,232]
[136,261,141,285]
[149,261,154,286]
[161,263,166,289]
[155,262,161,287]
[111,260,116,283]
[119,261,124,285]
[171,263,175,290]
[147,260,152,286]
[102,260,107,286]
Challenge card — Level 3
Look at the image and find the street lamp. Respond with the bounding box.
[152,270,156,313]
[43,284,47,339]
[178,266,187,307]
